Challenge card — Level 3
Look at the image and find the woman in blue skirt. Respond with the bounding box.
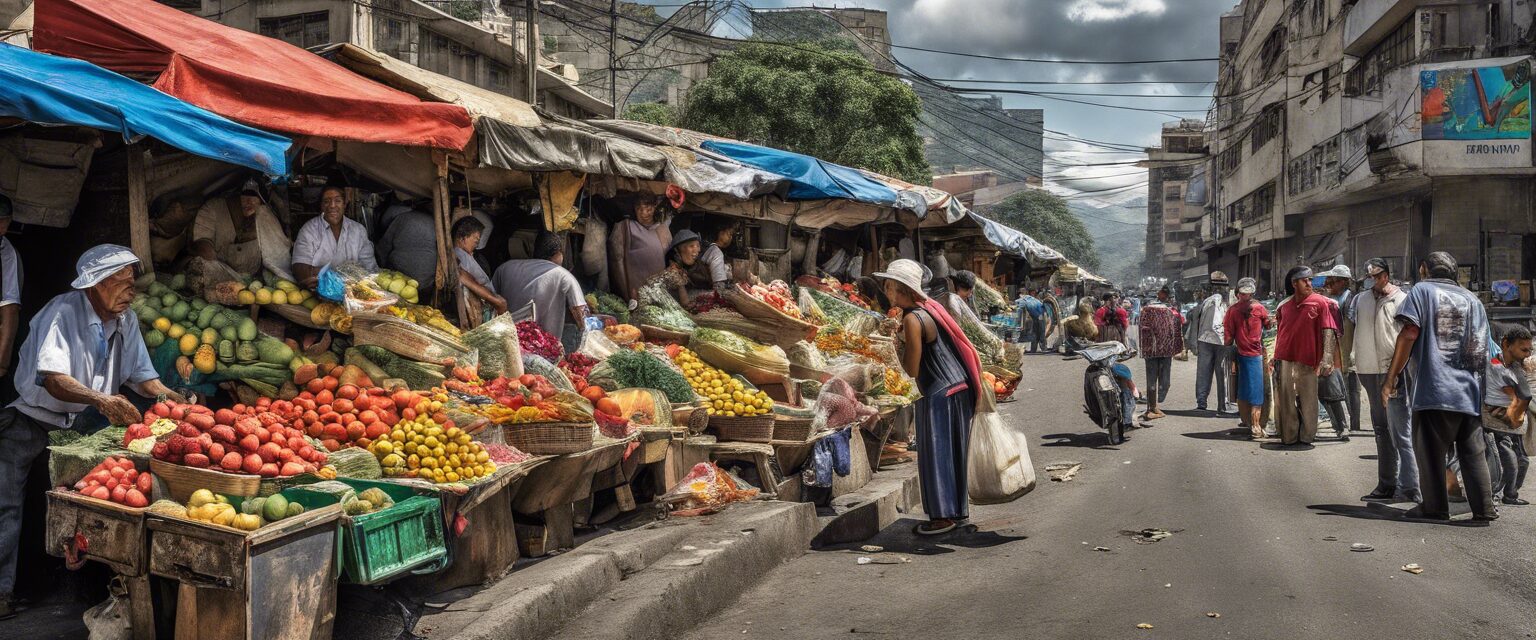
[876,260,986,536]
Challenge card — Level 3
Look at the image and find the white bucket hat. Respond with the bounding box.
[872,259,932,298]
[1316,264,1353,279]
[71,244,140,289]
[1236,277,1257,294]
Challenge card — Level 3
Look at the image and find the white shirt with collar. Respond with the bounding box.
[0,236,20,307]
[9,290,159,429]
[291,216,378,272]
[1196,292,1229,345]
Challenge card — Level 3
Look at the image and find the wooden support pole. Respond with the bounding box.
[126,147,153,274]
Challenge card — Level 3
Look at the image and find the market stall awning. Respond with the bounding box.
[0,43,289,175]
[32,0,474,150]
[700,140,905,209]
[967,209,1067,267]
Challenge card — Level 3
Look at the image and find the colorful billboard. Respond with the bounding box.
[1421,61,1530,141]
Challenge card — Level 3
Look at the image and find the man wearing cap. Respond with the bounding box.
[0,195,20,389]
[1273,266,1340,446]
[292,186,379,289]
[1351,258,1418,502]
[1315,265,1358,438]
[189,181,292,279]
[1186,272,1236,414]
[0,245,184,617]
[1384,252,1497,522]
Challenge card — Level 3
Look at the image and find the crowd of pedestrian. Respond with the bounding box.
[1068,252,1527,525]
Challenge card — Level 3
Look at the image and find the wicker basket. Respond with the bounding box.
[640,324,691,345]
[772,415,815,443]
[266,303,324,329]
[150,458,261,503]
[673,405,710,435]
[723,288,818,343]
[504,421,596,455]
[710,413,776,443]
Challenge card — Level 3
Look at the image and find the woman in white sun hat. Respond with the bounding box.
[874,259,986,536]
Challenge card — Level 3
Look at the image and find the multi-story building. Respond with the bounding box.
[532,1,718,112]
[191,0,611,119]
[1143,120,1212,283]
[1209,0,1535,299]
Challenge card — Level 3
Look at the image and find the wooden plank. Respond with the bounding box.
[613,484,637,512]
[123,573,156,640]
[402,480,519,591]
[174,584,243,640]
[543,504,575,551]
[126,147,153,273]
[45,490,148,576]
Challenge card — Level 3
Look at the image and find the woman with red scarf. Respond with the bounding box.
[875,260,986,536]
[1095,291,1130,346]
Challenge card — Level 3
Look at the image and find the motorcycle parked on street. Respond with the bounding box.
[1080,341,1137,445]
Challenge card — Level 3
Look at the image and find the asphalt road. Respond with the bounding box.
[682,353,1536,640]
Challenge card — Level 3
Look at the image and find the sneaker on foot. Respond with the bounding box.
[1502,497,1529,506]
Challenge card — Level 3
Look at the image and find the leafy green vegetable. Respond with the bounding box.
[606,349,696,403]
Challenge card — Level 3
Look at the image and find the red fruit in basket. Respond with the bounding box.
[284,435,302,451]
[345,423,365,442]
[196,433,213,451]
[257,443,281,464]
[151,442,169,459]
[176,423,198,439]
[150,402,170,418]
[186,413,215,431]
[109,465,125,479]
[183,440,203,458]
[239,434,260,453]
[314,389,334,406]
[321,423,346,441]
[110,485,128,503]
[279,462,306,477]
[364,422,389,440]
[166,434,186,455]
[123,488,148,508]
[90,485,111,500]
[258,463,278,478]
[219,452,242,471]
[104,476,119,490]
[184,453,210,469]
[207,443,225,461]
[305,423,324,439]
[136,472,152,493]
[251,427,268,444]
[235,416,260,435]
[242,453,263,474]
[596,398,622,417]
[214,408,238,426]
[208,425,236,444]
[321,439,341,452]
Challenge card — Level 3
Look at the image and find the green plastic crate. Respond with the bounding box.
[290,479,447,585]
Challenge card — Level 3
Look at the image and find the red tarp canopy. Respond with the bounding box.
[33,0,474,150]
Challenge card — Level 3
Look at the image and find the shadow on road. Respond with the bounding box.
[1308,503,1489,528]
[819,518,1030,556]
[1260,442,1317,451]
[1360,455,1378,460]
[1041,432,1119,449]
[1157,409,1211,418]
[1180,428,1254,441]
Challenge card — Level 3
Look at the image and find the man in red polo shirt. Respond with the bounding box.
[1274,267,1340,446]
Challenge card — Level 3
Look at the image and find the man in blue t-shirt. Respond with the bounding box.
[1383,251,1497,523]
[1020,288,1049,354]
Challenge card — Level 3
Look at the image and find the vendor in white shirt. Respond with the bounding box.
[291,186,378,289]
[0,196,21,383]
[189,180,292,279]
[0,245,183,617]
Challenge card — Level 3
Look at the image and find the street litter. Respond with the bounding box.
[1206,612,1221,618]
[1349,543,1373,552]
[1136,623,1154,629]
[1321,536,1338,541]
[1094,546,1112,552]
[857,555,911,565]
[1046,462,1083,482]
[1122,528,1176,544]
[860,545,884,553]
[1402,563,1424,575]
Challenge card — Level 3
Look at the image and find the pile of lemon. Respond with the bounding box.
[370,414,494,483]
[674,347,773,417]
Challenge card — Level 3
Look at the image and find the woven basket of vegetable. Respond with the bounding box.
[709,414,776,443]
[640,324,691,345]
[723,287,818,341]
[673,405,710,435]
[504,421,596,455]
[266,303,324,329]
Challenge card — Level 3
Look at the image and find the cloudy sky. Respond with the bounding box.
[645,0,1234,198]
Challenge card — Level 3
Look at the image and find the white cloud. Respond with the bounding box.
[1065,0,1167,22]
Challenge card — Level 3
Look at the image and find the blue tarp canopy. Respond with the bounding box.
[968,209,1066,267]
[0,44,290,175]
[700,139,901,207]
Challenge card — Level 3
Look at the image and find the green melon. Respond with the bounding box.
[220,325,238,342]
[143,329,166,349]
[169,301,190,322]
[236,318,258,342]
[160,293,178,308]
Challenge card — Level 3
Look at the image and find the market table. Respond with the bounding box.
[394,456,551,592]
[46,491,157,640]
[511,437,635,557]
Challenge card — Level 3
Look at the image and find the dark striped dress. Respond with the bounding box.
[910,308,976,521]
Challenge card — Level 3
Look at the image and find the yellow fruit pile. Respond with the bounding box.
[238,278,316,309]
[674,347,772,417]
[180,488,264,531]
[371,414,494,483]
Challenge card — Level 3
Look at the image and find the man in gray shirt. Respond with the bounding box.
[492,231,589,340]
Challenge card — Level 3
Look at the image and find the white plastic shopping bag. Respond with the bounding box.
[967,406,1037,505]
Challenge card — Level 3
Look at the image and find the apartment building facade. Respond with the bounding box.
[1209,0,1535,297]
[1144,120,1212,282]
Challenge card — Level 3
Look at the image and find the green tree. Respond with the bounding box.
[683,42,931,184]
[623,102,678,127]
[984,190,1101,271]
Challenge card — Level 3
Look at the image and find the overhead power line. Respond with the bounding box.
[887,43,1219,65]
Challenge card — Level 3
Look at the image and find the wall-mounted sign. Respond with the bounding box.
[1421,57,1531,170]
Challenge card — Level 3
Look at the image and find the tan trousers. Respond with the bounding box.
[1276,360,1319,444]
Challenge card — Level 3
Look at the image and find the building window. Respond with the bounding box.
[1250,105,1283,153]
[1259,27,1286,77]
[1235,181,1275,225]
[488,62,511,90]
[1218,147,1241,177]
[1165,184,1183,201]
[1344,17,1415,97]
[259,11,330,50]
[419,30,479,84]
[374,17,411,62]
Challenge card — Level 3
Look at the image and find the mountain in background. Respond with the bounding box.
[1068,195,1146,286]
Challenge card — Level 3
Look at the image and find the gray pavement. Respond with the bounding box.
[680,353,1536,640]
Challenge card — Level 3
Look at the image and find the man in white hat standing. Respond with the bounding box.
[1316,264,1358,438]
[1186,271,1236,414]
[0,244,183,618]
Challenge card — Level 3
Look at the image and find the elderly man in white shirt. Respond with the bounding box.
[1350,257,1419,503]
[0,245,183,618]
[291,186,378,289]
[1186,271,1236,414]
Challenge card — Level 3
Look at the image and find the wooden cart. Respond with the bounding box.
[146,504,342,640]
[46,490,157,640]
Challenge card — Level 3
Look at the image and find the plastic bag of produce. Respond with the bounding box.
[661,462,759,514]
[605,349,696,403]
[463,314,524,379]
[522,354,576,391]
[967,407,1036,505]
[812,377,877,431]
[577,329,621,360]
[48,428,136,488]
[82,576,132,640]
[938,292,1002,364]
[690,328,790,384]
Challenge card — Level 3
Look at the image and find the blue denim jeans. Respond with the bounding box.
[1195,341,1233,411]
[1358,373,1418,497]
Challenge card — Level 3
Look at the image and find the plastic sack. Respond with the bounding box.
[462,314,524,379]
[813,378,877,431]
[967,408,1036,505]
[577,328,621,360]
[662,462,759,514]
[82,576,132,640]
[317,265,346,302]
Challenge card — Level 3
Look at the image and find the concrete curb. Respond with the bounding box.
[812,462,922,548]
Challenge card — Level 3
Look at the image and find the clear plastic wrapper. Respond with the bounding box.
[661,462,759,513]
